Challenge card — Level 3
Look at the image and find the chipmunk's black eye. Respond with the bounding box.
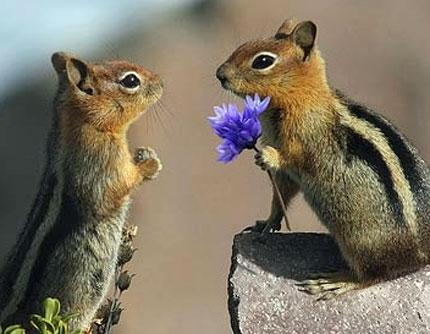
[120,73,140,89]
[251,53,277,70]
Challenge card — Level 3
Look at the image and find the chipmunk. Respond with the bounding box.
[0,52,163,329]
[216,18,430,299]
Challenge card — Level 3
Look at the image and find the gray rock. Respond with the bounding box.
[228,232,430,334]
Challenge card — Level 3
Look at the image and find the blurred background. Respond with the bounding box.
[1,0,429,332]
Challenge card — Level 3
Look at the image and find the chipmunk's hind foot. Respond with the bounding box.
[296,270,360,300]
[242,219,282,234]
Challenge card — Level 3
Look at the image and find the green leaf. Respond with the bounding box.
[26,297,84,334]
[55,326,65,334]
[3,325,26,334]
[30,314,55,334]
[42,298,61,321]
[31,314,46,329]
[6,330,25,334]
[50,317,60,329]
[56,320,67,333]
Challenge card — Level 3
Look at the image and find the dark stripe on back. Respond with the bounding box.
[341,95,422,199]
[21,188,84,304]
[0,173,57,307]
[0,119,59,309]
[342,125,406,226]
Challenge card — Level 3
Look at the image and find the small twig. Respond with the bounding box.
[253,146,291,235]
[104,267,122,334]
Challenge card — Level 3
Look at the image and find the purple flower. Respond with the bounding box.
[208,94,271,163]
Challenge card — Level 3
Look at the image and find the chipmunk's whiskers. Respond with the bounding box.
[147,86,171,138]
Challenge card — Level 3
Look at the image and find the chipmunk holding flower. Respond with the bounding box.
[216,18,430,299]
[0,52,162,329]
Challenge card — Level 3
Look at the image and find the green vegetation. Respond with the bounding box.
[1,225,139,334]
[0,298,83,334]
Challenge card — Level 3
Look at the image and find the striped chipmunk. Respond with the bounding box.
[216,18,430,299]
[0,52,163,329]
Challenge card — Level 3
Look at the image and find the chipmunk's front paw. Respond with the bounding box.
[255,146,281,171]
[134,147,162,180]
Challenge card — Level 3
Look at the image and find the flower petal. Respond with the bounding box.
[209,95,269,163]
[217,140,241,163]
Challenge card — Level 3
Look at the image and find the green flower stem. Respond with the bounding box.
[253,146,291,234]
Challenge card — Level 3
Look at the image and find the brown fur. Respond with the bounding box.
[0,52,163,329]
[55,55,161,218]
[217,18,430,298]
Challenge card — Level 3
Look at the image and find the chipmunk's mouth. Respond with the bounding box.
[220,82,247,99]
[221,80,233,92]
[216,74,241,96]
[217,63,239,92]
[216,65,248,98]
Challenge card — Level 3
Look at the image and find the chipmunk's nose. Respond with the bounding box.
[216,64,229,86]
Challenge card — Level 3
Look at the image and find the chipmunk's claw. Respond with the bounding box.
[254,152,269,171]
[134,147,162,180]
[134,147,154,162]
[296,271,359,300]
[242,219,281,234]
[242,221,266,233]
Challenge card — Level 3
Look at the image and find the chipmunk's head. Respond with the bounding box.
[216,19,327,106]
[51,52,163,132]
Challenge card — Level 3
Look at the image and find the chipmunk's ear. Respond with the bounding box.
[275,17,299,38]
[291,21,317,61]
[51,52,94,95]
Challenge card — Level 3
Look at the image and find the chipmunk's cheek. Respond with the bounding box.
[140,86,162,109]
[150,79,164,99]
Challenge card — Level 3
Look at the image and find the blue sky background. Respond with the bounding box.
[0,0,196,97]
